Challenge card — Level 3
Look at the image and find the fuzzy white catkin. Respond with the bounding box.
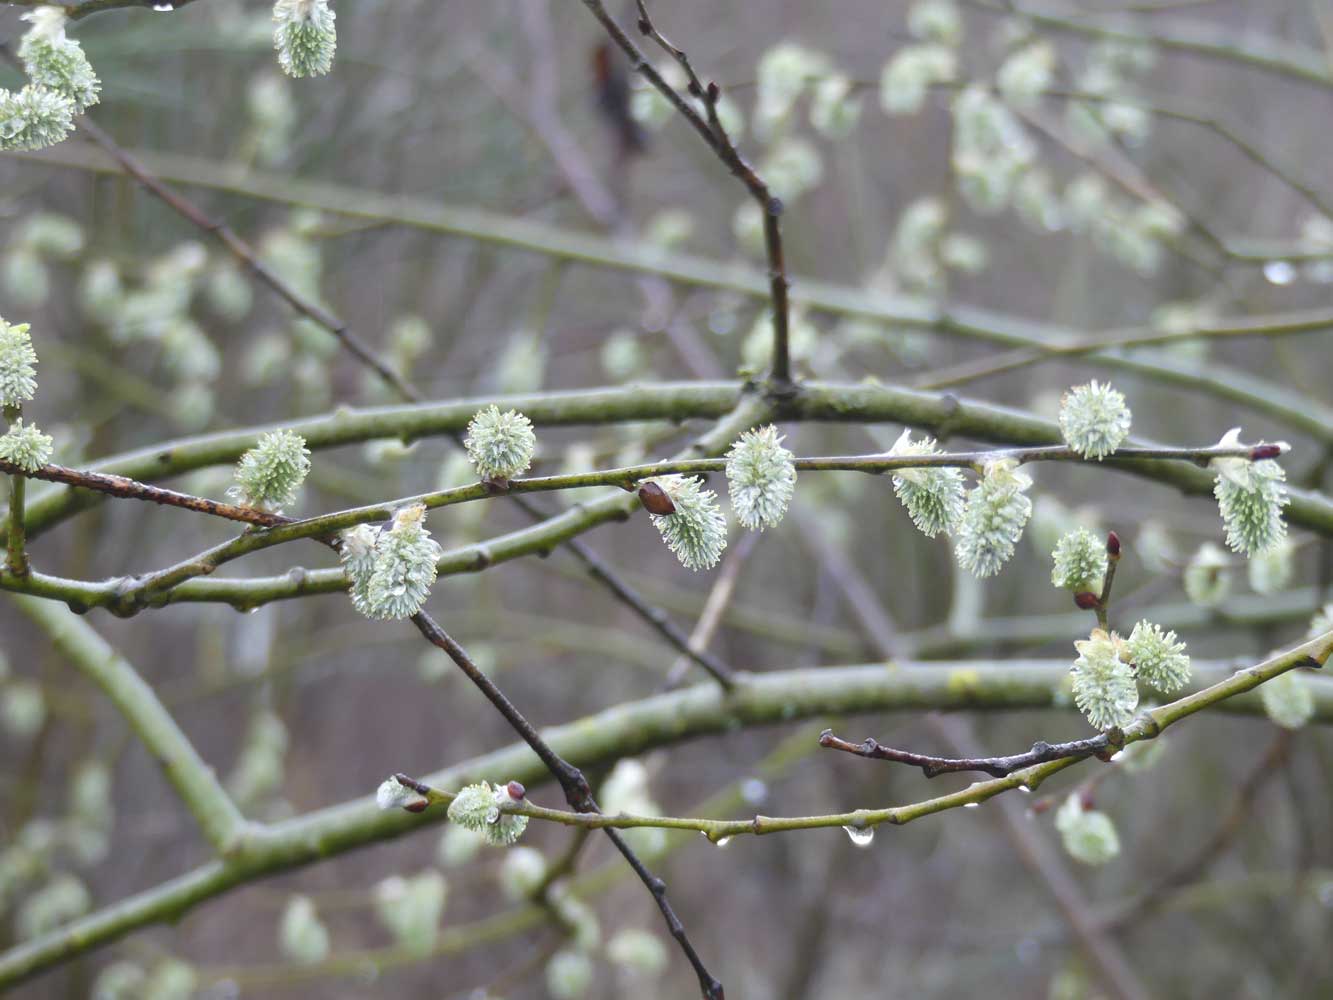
[1209,428,1290,556]
[92,961,147,1000]
[889,430,965,538]
[608,928,670,975]
[375,776,416,812]
[230,429,310,511]
[1054,795,1120,866]
[0,85,75,151]
[1126,620,1191,693]
[279,895,331,965]
[339,523,380,617]
[498,846,548,901]
[464,405,536,480]
[447,781,529,846]
[955,459,1033,578]
[1069,630,1137,730]
[272,0,337,78]
[363,505,442,620]
[725,425,796,530]
[0,318,38,407]
[1261,670,1314,730]
[1050,528,1107,591]
[546,950,595,1000]
[1058,380,1131,460]
[142,958,197,1000]
[19,8,100,113]
[374,871,446,954]
[1183,541,1232,607]
[0,419,54,472]
[646,475,728,571]
[1214,460,1289,556]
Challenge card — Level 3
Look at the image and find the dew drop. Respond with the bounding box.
[842,825,875,847]
[714,835,732,847]
[152,2,174,9]
[1017,784,1032,794]
[1263,260,1296,285]
[963,801,981,809]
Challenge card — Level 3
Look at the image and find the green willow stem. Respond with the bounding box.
[2,637,1329,991]
[979,0,1333,88]
[479,631,1333,841]
[11,596,247,853]
[1,381,1329,612]
[6,473,26,577]
[15,144,1333,439]
[97,440,1268,612]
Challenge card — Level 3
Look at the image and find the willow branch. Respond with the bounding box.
[409,613,724,999]
[584,0,793,387]
[11,595,247,854]
[391,633,1332,841]
[0,435,1293,614]
[815,729,1119,778]
[16,144,1333,438]
[981,0,1333,88]
[60,114,744,689]
[2,0,207,17]
[4,641,1332,992]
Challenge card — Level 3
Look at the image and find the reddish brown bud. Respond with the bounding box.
[1249,444,1283,461]
[404,798,429,813]
[506,781,526,801]
[1074,592,1101,610]
[1105,530,1121,558]
[638,481,676,515]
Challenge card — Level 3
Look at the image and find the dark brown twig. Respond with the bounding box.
[0,458,287,529]
[817,728,1122,779]
[585,0,793,389]
[410,613,724,1000]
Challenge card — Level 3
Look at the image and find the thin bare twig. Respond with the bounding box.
[409,614,724,1000]
[817,728,1121,778]
[583,0,794,388]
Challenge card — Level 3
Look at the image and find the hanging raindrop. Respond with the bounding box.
[842,825,875,847]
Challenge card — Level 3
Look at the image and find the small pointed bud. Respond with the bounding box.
[404,798,429,814]
[506,781,526,801]
[1074,591,1100,610]
[638,480,676,515]
[1105,530,1121,558]
[1249,444,1284,461]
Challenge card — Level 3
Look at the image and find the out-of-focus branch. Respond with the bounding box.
[581,0,794,387]
[4,643,1333,991]
[2,0,206,18]
[15,144,1333,439]
[12,596,246,853]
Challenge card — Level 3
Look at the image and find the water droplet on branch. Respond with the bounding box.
[842,824,875,847]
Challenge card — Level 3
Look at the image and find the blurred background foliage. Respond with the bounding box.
[1,0,1332,997]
